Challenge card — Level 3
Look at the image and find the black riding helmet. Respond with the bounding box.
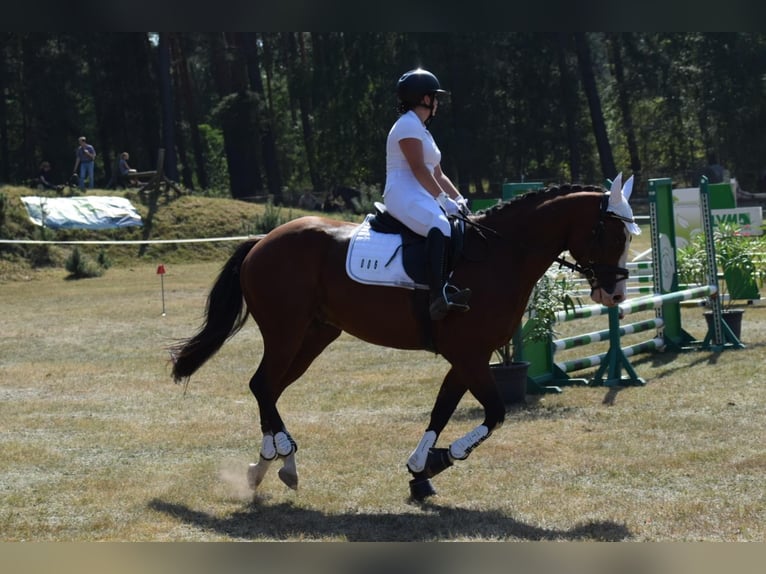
[396,68,449,116]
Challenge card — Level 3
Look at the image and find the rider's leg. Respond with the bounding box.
[426,227,471,320]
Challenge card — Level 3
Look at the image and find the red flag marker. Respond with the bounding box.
[157,264,166,315]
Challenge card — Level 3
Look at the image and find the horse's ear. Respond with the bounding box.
[609,172,623,207]
[622,175,634,202]
[607,171,642,235]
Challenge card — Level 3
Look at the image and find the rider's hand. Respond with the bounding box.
[437,192,461,216]
[444,197,461,216]
[456,196,471,216]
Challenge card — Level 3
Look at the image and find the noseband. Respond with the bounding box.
[554,194,631,293]
[554,256,629,293]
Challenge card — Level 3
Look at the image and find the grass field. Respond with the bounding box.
[1,256,764,541]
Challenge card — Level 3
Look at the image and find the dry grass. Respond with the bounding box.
[1,255,764,541]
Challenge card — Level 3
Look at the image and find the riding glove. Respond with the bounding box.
[456,196,471,215]
[436,192,461,216]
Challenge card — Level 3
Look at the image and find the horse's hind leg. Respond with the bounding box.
[247,432,278,490]
[247,429,299,490]
[248,320,341,492]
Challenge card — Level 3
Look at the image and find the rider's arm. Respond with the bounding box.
[399,137,449,199]
[433,164,462,201]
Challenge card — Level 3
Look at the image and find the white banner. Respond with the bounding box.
[672,188,762,247]
[21,196,143,230]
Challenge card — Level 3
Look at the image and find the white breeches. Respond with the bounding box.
[384,182,451,237]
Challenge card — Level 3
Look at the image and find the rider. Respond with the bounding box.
[383,68,471,321]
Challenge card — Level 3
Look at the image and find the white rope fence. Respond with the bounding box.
[0,236,260,245]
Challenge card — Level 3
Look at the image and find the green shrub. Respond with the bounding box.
[28,244,56,268]
[65,247,105,279]
[244,201,291,235]
[97,249,112,270]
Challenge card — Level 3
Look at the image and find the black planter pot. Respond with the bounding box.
[490,361,530,405]
[704,308,744,339]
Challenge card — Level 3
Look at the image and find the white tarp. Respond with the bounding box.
[21,196,143,230]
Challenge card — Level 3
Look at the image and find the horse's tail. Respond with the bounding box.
[169,237,261,382]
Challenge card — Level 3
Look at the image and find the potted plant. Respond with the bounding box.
[675,222,766,339]
[492,270,580,404]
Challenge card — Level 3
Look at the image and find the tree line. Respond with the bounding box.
[2,32,765,204]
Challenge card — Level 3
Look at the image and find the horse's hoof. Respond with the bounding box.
[247,461,271,490]
[409,477,437,501]
[278,467,299,490]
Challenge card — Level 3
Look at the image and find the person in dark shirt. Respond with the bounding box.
[704,153,726,184]
[37,161,64,192]
[73,135,97,189]
[118,151,138,186]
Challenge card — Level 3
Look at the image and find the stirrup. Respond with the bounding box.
[429,284,471,320]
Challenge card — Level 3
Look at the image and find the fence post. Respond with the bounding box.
[648,177,696,350]
[699,177,744,351]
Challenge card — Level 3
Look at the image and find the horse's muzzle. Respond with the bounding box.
[591,287,625,307]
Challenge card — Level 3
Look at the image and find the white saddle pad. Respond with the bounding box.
[345,215,427,289]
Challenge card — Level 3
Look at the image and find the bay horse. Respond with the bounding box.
[169,177,639,500]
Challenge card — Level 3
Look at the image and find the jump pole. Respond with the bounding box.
[589,286,716,386]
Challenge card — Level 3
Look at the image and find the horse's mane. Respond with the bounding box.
[477,183,606,217]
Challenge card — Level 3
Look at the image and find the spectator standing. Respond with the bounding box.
[73,136,97,190]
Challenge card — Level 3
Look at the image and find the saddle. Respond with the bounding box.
[345,202,464,289]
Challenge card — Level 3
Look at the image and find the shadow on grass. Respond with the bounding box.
[147,497,632,541]
[630,346,743,376]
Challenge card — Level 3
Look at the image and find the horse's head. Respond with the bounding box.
[566,173,640,307]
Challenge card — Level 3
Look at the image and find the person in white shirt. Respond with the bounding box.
[383,68,471,320]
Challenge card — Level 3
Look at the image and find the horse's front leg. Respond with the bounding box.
[406,365,504,501]
[406,430,455,500]
[407,427,495,501]
[406,367,464,500]
[247,429,299,491]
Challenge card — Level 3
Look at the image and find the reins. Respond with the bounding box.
[457,212,588,274]
[454,193,632,288]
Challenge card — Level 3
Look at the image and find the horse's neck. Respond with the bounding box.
[488,196,572,256]
[482,191,594,286]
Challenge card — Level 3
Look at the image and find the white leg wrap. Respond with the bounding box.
[260,432,277,461]
[449,424,489,460]
[274,430,296,456]
[407,430,437,473]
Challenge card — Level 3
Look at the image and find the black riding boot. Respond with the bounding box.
[426,228,471,320]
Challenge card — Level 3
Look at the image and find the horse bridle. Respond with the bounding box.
[457,193,632,293]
